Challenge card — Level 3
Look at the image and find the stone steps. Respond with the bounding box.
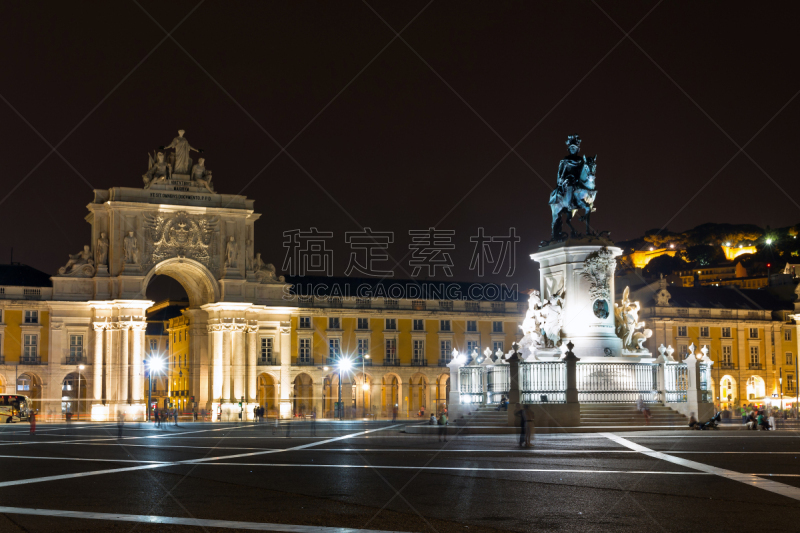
[579,403,688,427]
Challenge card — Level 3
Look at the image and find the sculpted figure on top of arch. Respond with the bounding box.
[161,129,201,175]
[253,253,285,284]
[58,245,95,277]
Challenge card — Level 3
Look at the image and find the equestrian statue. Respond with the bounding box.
[548,134,599,241]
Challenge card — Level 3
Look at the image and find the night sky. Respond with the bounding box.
[2,1,799,299]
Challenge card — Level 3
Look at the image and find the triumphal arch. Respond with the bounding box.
[52,131,290,420]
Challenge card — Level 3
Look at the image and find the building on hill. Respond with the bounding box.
[629,278,799,412]
[674,262,768,288]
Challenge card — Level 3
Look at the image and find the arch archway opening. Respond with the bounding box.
[142,258,220,308]
[61,371,88,419]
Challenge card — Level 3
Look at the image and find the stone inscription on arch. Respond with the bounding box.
[142,211,220,272]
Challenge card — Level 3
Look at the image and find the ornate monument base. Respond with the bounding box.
[531,238,639,359]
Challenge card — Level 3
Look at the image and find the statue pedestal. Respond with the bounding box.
[95,265,109,277]
[531,239,624,358]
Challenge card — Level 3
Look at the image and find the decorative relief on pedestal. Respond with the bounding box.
[581,247,616,319]
[614,286,652,353]
[142,211,219,271]
[57,245,96,277]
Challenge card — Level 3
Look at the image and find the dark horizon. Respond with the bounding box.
[2,2,799,295]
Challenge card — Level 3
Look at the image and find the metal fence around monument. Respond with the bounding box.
[664,363,689,403]
[486,365,509,404]
[577,362,659,403]
[459,366,483,404]
[519,361,566,403]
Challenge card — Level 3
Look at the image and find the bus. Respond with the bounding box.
[0,394,32,423]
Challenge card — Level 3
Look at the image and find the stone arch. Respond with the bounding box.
[720,375,737,407]
[746,375,766,401]
[17,372,43,412]
[257,372,279,416]
[435,373,450,414]
[409,372,428,415]
[292,372,314,416]
[354,371,374,416]
[142,258,220,308]
[61,370,89,419]
[382,373,402,417]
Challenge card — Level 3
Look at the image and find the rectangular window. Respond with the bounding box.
[24,310,38,324]
[329,338,341,359]
[492,321,503,333]
[440,340,452,360]
[749,328,758,339]
[466,320,477,332]
[260,337,273,361]
[440,320,451,332]
[722,345,732,364]
[413,340,424,361]
[299,338,311,361]
[466,340,478,359]
[789,375,796,392]
[786,329,792,342]
[722,327,731,338]
[69,335,84,361]
[299,317,311,329]
[678,344,688,357]
[385,338,397,360]
[492,340,504,355]
[385,318,396,330]
[700,326,709,337]
[357,318,369,330]
[413,319,424,331]
[357,338,369,358]
[149,339,157,352]
[787,353,793,366]
[23,334,37,360]
[750,346,759,365]
[678,326,687,337]
[328,317,340,330]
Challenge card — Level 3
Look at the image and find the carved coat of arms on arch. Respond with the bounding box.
[142,211,219,270]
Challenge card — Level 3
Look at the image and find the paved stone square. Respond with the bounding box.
[0,421,799,532]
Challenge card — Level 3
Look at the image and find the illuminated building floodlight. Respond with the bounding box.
[148,356,165,373]
[338,357,352,372]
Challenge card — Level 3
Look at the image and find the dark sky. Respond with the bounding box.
[1,1,799,297]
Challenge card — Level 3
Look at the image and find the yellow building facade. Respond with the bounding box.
[167,314,191,411]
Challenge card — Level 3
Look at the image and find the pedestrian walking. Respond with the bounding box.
[285,416,292,438]
[117,411,124,438]
[514,403,525,447]
[523,405,535,447]
[174,408,179,427]
[310,409,317,436]
[392,405,398,423]
[438,411,448,442]
[29,410,36,435]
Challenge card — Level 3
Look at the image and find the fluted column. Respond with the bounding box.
[210,326,223,401]
[279,325,292,418]
[222,329,232,402]
[131,323,146,401]
[232,326,245,403]
[105,326,116,402]
[247,324,258,402]
[93,323,104,401]
[119,326,129,404]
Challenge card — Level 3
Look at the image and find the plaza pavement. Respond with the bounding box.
[0,420,799,532]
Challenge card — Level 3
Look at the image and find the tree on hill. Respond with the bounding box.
[643,253,687,278]
[684,223,763,246]
[642,229,686,248]
[685,244,726,266]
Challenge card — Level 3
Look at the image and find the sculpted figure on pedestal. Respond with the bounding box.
[546,135,600,242]
[614,286,652,352]
[519,290,545,357]
[142,151,171,189]
[539,288,565,348]
[253,253,285,283]
[96,232,109,266]
[58,245,95,277]
[123,231,139,264]
[190,157,215,193]
[161,129,201,175]
[225,236,237,268]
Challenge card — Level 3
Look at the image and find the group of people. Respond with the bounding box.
[745,409,772,430]
[495,396,509,411]
[153,407,180,427]
[253,405,268,422]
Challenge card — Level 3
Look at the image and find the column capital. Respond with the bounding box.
[93,322,106,332]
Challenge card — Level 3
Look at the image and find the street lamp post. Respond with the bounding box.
[145,356,164,422]
[337,356,352,421]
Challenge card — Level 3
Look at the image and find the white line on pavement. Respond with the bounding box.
[0,506,407,532]
[0,425,401,489]
[602,432,800,502]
